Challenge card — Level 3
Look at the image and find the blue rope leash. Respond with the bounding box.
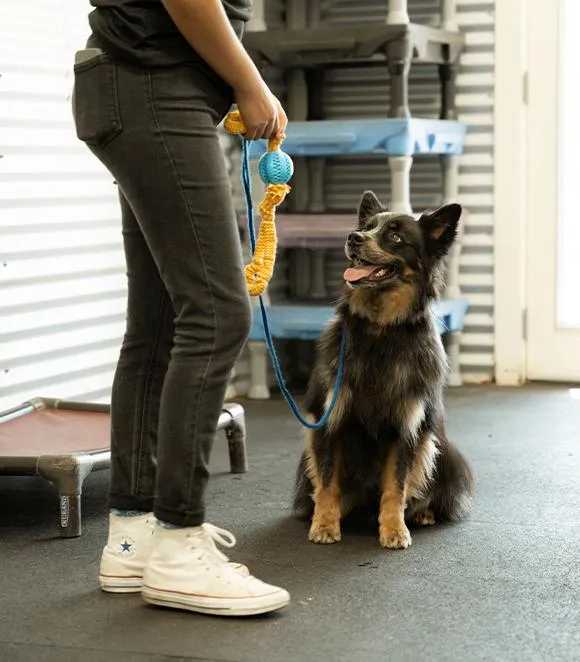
[241,139,346,430]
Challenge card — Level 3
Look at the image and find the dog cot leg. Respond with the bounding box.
[387,0,409,25]
[223,403,248,474]
[37,455,93,538]
[389,156,413,214]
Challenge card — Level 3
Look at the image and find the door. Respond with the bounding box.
[526,0,580,382]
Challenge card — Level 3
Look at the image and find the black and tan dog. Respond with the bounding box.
[293,191,474,549]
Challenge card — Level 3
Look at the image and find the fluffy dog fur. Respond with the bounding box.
[293,190,475,549]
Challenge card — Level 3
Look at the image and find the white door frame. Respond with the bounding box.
[493,0,528,385]
[525,0,580,381]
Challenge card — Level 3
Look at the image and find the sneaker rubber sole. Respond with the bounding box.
[99,563,250,594]
[141,584,290,617]
[99,574,143,593]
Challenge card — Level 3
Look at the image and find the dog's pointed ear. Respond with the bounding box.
[418,203,462,259]
[358,190,384,227]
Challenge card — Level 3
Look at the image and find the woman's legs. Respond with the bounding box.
[122,66,252,527]
[76,58,251,524]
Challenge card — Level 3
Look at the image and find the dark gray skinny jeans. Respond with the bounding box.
[72,49,251,526]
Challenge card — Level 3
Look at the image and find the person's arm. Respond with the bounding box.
[162,0,259,94]
[162,0,287,139]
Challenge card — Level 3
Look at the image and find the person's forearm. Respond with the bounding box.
[162,0,263,93]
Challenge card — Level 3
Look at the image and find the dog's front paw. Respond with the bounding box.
[409,508,436,527]
[309,521,342,544]
[379,525,412,549]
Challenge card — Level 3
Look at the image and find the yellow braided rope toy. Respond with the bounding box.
[224,110,293,296]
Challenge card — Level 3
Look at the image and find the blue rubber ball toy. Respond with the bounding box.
[258,150,294,185]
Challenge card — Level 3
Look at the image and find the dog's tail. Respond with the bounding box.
[292,450,314,518]
[431,439,475,521]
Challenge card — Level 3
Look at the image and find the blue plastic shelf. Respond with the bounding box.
[249,299,469,342]
[248,118,466,158]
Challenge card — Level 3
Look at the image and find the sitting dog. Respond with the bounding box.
[293,190,474,549]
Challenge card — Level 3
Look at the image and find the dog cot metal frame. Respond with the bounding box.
[0,397,247,538]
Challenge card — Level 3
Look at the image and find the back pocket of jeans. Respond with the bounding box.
[73,53,122,149]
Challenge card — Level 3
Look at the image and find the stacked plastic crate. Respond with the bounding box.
[235,0,468,398]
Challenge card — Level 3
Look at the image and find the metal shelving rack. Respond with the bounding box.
[237,0,468,398]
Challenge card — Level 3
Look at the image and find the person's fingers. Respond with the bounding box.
[277,105,288,136]
[261,117,276,141]
[269,114,280,140]
[246,123,262,141]
[273,103,287,138]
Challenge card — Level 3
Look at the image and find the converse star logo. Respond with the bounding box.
[114,535,136,558]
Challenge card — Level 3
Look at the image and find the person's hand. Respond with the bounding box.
[234,79,288,141]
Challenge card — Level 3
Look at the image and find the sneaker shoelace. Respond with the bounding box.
[189,523,239,568]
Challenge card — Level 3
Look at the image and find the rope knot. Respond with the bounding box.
[263,184,291,207]
[223,110,245,135]
[267,135,285,152]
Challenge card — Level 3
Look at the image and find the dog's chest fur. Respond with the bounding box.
[317,311,447,436]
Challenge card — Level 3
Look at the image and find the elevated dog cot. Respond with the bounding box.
[0,397,247,538]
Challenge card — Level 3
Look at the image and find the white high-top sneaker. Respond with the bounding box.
[99,511,155,593]
[142,523,290,616]
[99,512,250,594]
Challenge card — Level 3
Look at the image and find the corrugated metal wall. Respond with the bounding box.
[0,1,124,409]
[454,0,495,383]
[0,0,494,411]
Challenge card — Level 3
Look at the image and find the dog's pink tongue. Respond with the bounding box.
[343,265,376,282]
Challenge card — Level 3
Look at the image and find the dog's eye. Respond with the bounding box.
[391,233,402,243]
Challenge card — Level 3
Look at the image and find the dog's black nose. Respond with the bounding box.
[347,231,365,246]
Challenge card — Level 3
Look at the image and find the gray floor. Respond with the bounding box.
[0,385,579,662]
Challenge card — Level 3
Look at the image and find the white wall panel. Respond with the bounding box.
[0,0,124,409]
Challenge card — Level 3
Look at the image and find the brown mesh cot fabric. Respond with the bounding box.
[0,398,247,538]
[0,409,110,457]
